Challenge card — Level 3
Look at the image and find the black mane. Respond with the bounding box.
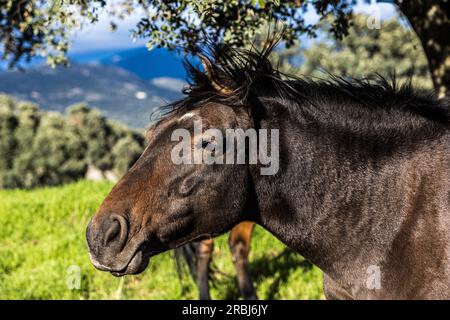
[161,41,450,126]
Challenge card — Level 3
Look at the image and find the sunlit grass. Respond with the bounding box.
[0,180,324,300]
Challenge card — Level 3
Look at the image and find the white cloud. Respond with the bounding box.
[135,91,148,100]
[151,77,186,92]
[70,7,147,53]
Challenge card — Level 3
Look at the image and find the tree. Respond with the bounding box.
[12,101,41,188]
[0,0,105,67]
[396,1,449,97]
[0,1,448,96]
[31,112,85,186]
[0,96,145,189]
[0,95,18,187]
[277,14,432,89]
[112,135,143,176]
[66,103,146,175]
[67,103,113,171]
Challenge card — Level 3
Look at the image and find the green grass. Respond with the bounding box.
[0,180,324,300]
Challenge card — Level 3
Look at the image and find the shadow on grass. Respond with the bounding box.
[213,248,313,300]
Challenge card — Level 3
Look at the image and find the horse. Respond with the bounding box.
[86,40,450,299]
[175,222,257,300]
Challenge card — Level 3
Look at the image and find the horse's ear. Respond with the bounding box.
[199,54,233,95]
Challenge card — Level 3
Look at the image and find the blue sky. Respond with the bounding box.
[70,0,400,54]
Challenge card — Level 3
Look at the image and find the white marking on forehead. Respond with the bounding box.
[178,112,196,122]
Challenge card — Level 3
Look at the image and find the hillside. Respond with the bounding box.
[0,62,183,128]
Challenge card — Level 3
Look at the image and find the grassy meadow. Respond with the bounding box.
[0,180,324,299]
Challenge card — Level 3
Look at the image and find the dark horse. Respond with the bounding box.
[86,41,450,299]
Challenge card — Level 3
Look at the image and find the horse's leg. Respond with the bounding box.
[197,238,214,300]
[322,273,354,300]
[228,221,258,300]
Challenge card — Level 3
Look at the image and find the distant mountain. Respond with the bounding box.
[0,46,194,127]
[69,47,195,81]
[69,48,125,64]
[0,63,183,128]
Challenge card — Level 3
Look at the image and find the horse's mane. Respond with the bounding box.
[159,39,450,126]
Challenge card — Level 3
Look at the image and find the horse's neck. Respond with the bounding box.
[250,105,450,297]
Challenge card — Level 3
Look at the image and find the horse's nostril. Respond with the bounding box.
[103,214,128,250]
[104,220,120,245]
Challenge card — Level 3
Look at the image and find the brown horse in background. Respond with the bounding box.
[176,222,256,300]
[86,41,449,299]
